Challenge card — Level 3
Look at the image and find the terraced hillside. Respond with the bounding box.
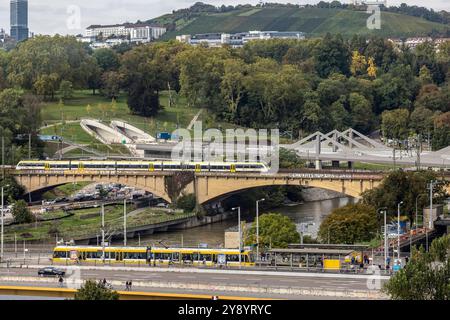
[152,7,449,38]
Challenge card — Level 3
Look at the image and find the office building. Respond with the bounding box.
[10,0,28,42]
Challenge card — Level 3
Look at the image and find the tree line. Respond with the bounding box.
[0,33,449,162]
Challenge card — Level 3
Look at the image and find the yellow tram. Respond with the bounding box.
[52,245,255,267]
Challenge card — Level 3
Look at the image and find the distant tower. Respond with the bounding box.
[10,0,29,42]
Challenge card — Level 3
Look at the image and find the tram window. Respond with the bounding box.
[227,254,240,262]
[53,251,67,258]
[172,252,179,261]
[154,164,162,169]
[182,254,193,261]
[201,165,209,169]
[198,254,212,262]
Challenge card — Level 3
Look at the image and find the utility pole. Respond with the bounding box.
[101,204,105,262]
[1,187,4,261]
[256,198,265,264]
[123,199,127,246]
[416,134,421,171]
[1,136,4,179]
[397,201,403,262]
[428,181,436,230]
[232,207,242,267]
[28,134,31,160]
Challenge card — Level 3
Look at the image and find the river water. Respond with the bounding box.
[126,197,355,248]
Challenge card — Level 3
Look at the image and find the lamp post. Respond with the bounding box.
[1,185,9,262]
[256,199,265,263]
[123,198,127,246]
[377,207,388,269]
[232,207,242,267]
[397,201,403,261]
[415,194,426,229]
[428,180,438,230]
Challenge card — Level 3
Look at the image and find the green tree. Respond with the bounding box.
[176,194,196,213]
[59,80,74,101]
[362,170,448,224]
[0,176,25,203]
[74,280,119,300]
[410,106,434,136]
[12,200,33,224]
[315,33,350,78]
[381,109,410,141]
[279,148,304,169]
[93,48,120,72]
[245,213,300,249]
[384,234,450,300]
[33,73,59,101]
[349,92,374,133]
[318,203,378,244]
[100,71,123,100]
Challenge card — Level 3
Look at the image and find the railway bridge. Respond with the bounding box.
[11,169,387,204]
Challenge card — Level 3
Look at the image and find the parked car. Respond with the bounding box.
[38,267,65,277]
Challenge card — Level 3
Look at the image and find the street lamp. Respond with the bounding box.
[256,199,265,263]
[415,194,427,229]
[377,207,388,269]
[1,185,10,261]
[232,207,242,267]
[397,201,404,262]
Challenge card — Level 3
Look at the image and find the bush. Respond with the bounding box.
[12,200,33,224]
[176,194,196,213]
[74,280,119,300]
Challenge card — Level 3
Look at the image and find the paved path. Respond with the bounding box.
[187,109,204,130]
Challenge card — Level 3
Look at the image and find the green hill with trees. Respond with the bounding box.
[149,3,450,38]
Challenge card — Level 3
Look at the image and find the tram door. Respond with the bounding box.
[44,163,50,171]
[149,163,155,172]
[78,162,84,172]
[230,164,236,173]
[195,164,201,173]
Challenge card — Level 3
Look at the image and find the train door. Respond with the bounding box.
[230,164,236,173]
[44,163,50,171]
[195,164,201,173]
[149,163,155,172]
[78,162,84,172]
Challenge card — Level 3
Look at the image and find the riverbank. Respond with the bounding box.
[300,187,345,202]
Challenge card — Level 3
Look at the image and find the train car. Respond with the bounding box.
[16,160,269,173]
[51,245,255,267]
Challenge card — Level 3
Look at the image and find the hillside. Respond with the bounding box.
[149,6,449,38]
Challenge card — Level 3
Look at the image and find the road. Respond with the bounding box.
[0,266,387,300]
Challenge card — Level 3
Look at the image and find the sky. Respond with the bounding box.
[0,0,449,35]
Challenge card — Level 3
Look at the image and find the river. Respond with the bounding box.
[125,197,355,248]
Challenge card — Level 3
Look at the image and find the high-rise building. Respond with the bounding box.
[10,0,28,42]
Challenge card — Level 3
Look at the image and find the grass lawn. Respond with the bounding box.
[39,90,201,156]
[42,182,92,200]
[4,205,195,242]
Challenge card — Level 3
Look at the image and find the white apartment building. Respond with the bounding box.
[85,23,166,43]
[176,30,305,48]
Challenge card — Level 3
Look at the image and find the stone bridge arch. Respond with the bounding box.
[194,174,382,205]
[13,172,173,204]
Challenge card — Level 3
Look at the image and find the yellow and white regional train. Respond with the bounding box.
[16,160,269,173]
[52,245,255,267]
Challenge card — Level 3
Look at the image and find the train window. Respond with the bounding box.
[53,251,67,258]
[182,254,193,261]
[198,254,212,262]
[171,252,180,261]
[226,254,240,262]
[201,165,209,169]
